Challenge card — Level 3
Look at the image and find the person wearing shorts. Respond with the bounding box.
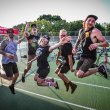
[55,29,77,94]
[22,23,40,83]
[0,28,24,94]
[28,34,70,89]
[73,15,109,79]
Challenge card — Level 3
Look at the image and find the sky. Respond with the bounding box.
[0,0,110,28]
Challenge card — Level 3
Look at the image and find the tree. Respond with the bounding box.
[37,14,62,23]
[106,23,110,36]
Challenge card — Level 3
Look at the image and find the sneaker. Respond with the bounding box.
[98,64,108,79]
[9,84,15,94]
[54,81,59,89]
[69,81,77,94]
[22,74,25,83]
[64,82,69,91]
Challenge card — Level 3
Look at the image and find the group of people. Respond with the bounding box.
[0,15,109,95]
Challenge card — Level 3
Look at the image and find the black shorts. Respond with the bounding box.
[76,57,96,73]
[2,62,19,77]
[37,66,50,79]
[58,63,70,73]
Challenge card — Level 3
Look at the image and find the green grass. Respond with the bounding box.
[0,48,110,110]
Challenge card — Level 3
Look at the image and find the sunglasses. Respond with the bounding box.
[61,35,66,37]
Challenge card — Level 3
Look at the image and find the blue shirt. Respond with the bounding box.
[2,40,18,64]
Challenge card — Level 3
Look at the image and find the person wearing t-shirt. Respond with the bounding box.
[22,23,40,82]
[28,34,70,89]
[55,29,77,94]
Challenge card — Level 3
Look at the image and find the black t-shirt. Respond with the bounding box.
[36,45,50,67]
[60,43,74,64]
[27,34,40,55]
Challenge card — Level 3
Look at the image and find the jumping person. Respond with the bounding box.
[72,15,109,79]
[22,22,40,82]
[28,34,70,89]
[55,29,77,94]
[0,28,24,94]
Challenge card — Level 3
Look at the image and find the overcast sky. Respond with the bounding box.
[0,0,110,28]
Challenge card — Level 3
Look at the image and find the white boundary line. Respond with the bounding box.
[0,83,96,110]
[28,73,110,90]
[54,78,110,90]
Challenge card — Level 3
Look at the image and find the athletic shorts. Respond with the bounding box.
[37,66,50,79]
[76,57,96,73]
[58,63,70,74]
[2,62,19,77]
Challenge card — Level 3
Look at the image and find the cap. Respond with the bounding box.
[31,23,37,28]
[85,15,98,21]
[7,28,14,34]
[42,35,50,41]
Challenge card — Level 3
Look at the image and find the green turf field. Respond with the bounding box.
[0,45,110,110]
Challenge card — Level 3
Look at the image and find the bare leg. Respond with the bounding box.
[34,74,59,89]
[22,55,35,82]
[12,73,19,84]
[24,63,32,76]
[83,68,98,77]
[77,68,98,78]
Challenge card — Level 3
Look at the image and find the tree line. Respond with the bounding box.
[13,14,110,37]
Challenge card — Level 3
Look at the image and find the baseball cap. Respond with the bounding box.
[85,15,98,21]
[42,35,50,41]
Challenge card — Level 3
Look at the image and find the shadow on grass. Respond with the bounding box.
[0,86,72,110]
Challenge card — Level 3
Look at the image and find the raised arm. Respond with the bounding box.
[28,56,37,64]
[17,22,30,44]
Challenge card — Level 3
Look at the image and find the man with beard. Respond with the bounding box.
[72,15,109,79]
[0,28,24,94]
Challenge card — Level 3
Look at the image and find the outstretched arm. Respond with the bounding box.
[28,56,37,64]
[49,36,71,52]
